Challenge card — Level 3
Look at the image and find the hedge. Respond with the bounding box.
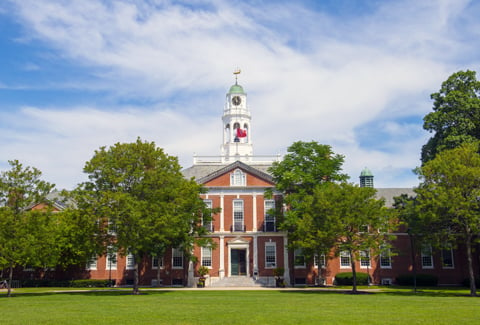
[21,279,114,288]
[334,272,370,285]
[395,274,438,286]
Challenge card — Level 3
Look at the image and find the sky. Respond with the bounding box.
[1,0,479,190]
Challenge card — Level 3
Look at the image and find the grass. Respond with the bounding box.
[1,287,479,324]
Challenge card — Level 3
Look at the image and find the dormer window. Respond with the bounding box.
[230,169,246,186]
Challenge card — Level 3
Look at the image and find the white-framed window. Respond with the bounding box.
[203,199,213,232]
[230,169,246,186]
[126,253,135,270]
[152,255,163,269]
[172,248,183,269]
[264,200,276,232]
[421,244,434,269]
[233,200,244,232]
[340,251,351,268]
[360,250,370,268]
[265,243,276,268]
[314,254,326,268]
[86,257,98,270]
[294,248,306,268]
[201,246,212,268]
[442,246,454,269]
[379,246,392,269]
[106,247,117,270]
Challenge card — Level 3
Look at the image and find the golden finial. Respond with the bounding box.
[233,68,241,84]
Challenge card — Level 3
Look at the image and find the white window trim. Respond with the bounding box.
[379,247,392,269]
[230,169,246,186]
[264,199,276,232]
[421,245,434,269]
[442,246,455,269]
[152,256,164,270]
[172,248,184,269]
[233,199,244,232]
[360,250,371,269]
[202,199,213,232]
[340,250,351,269]
[106,247,117,271]
[86,257,98,270]
[314,254,326,269]
[126,253,135,270]
[201,246,213,268]
[265,243,277,269]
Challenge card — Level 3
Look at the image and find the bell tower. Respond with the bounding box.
[221,70,253,162]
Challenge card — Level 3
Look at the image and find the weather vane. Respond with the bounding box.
[233,68,241,84]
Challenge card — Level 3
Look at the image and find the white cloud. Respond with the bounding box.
[2,0,480,189]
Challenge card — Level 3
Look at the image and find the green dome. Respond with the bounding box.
[228,83,245,94]
[360,167,373,177]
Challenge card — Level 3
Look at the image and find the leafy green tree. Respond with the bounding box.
[422,70,480,163]
[415,142,480,296]
[77,138,211,294]
[0,160,55,297]
[306,182,391,293]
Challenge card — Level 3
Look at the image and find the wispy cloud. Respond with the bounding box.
[2,0,480,189]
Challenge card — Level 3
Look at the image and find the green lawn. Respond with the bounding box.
[1,287,479,324]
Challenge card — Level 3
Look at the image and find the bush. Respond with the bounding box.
[21,279,113,288]
[396,274,438,286]
[334,272,369,285]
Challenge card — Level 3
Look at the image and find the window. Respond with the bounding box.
[421,245,434,269]
[265,243,276,268]
[294,249,306,268]
[442,246,454,269]
[86,257,97,270]
[230,169,246,186]
[233,200,244,232]
[203,200,213,232]
[340,251,350,268]
[314,254,326,268]
[264,200,276,232]
[106,247,117,270]
[379,246,392,269]
[172,248,183,269]
[152,256,163,269]
[202,247,212,267]
[126,253,135,270]
[360,250,370,268]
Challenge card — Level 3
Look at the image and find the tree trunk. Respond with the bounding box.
[133,260,140,295]
[466,234,476,297]
[350,251,357,293]
[7,265,13,297]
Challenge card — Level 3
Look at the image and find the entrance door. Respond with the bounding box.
[231,249,247,276]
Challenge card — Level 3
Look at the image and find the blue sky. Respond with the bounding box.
[1,0,479,190]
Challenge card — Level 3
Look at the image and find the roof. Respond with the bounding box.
[182,161,273,184]
[375,188,416,207]
[360,167,373,177]
[228,83,245,94]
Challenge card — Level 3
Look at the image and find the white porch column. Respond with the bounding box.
[253,234,258,279]
[220,194,225,232]
[283,235,290,285]
[252,194,257,231]
[188,259,195,287]
[219,236,225,279]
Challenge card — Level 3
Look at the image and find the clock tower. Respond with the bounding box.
[221,70,253,162]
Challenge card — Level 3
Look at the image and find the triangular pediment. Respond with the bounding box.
[196,161,273,185]
[227,236,250,246]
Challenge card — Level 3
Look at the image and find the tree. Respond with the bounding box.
[300,182,391,293]
[77,138,211,294]
[415,142,480,296]
[422,70,480,163]
[0,160,55,297]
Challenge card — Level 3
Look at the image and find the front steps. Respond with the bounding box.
[208,276,272,288]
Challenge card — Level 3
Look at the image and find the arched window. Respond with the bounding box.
[230,169,246,186]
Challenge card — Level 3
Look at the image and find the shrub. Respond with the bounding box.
[395,274,438,286]
[462,278,480,288]
[334,272,369,285]
[21,279,113,288]
[21,280,70,287]
[70,279,112,287]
